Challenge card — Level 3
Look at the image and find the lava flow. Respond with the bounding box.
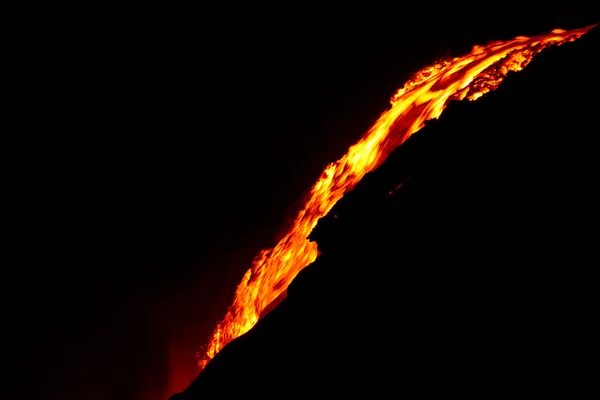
[197,24,595,369]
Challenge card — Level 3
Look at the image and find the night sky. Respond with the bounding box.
[5,5,598,400]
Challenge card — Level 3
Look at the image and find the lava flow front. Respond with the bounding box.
[197,24,595,370]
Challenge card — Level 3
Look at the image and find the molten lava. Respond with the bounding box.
[197,24,595,369]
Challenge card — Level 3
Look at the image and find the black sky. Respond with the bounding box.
[5,5,598,400]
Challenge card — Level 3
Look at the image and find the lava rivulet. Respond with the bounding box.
[197,24,595,369]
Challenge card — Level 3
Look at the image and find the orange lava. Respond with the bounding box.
[197,24,595,369]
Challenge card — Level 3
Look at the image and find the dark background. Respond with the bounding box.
[4,5,598,400]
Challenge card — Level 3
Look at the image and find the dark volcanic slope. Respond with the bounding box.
[172,27,598,398]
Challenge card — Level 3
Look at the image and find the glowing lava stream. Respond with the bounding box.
[197,24,595,369]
